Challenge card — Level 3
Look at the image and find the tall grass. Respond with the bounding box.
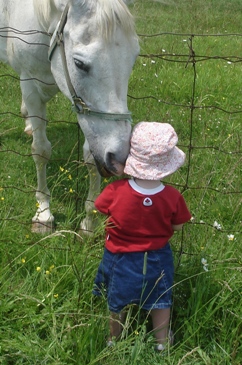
[0,0,241,364]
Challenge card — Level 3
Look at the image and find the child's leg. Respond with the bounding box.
[109,311,126,340]
[150,308,170,346]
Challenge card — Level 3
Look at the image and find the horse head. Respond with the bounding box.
[47,0,140,176]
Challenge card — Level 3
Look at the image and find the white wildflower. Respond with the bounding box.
[201,258,209,272]
[213,221,222,230]
[227,234,234,241]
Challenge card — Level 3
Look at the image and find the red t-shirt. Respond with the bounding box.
[95,179,191,253]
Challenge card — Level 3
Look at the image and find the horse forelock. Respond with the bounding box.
[33,0,136,39]
[94,0,136,40]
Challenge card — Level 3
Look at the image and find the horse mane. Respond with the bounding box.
[33,0,53,31]
[33,0,136,39]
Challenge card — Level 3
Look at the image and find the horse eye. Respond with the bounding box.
[74,59,89,72]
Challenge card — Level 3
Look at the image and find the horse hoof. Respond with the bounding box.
[78,228,93,237]
[32,221,55,234]
[78,224,94,236]
[79,218,96,236]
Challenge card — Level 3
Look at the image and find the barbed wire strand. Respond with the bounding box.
[0,30,241,255]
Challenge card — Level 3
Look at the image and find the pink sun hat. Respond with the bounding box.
[124,122,186,180]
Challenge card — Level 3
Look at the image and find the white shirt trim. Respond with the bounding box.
[128,179,165,195]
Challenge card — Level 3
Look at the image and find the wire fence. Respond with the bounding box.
[0,31,241,257]
[129,32,242,263]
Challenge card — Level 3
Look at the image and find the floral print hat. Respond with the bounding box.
[124,122,186,180]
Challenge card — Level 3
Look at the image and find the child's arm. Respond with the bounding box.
[171,192,191,231]
[94,183,114,215]
[172,224,183,231]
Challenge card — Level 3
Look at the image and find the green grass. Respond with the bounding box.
[0,0,242,364]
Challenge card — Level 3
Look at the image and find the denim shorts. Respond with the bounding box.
[93,243,174,313]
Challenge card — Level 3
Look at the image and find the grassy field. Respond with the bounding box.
[0,0,241,364]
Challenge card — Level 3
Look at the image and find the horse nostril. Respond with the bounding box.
[105,152,117,173]
[105,152,125,176]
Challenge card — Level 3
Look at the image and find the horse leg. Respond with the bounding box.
[20,81,54,233]
[80,138,101,235]
[31,116,54,233]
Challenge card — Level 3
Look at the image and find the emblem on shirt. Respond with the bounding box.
[143,197,153,206]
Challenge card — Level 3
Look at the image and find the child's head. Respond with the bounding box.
[124,122,185,180]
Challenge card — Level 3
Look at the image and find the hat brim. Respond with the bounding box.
[124,146,186,180]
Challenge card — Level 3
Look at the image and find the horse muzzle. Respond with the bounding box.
[94,152,125,177]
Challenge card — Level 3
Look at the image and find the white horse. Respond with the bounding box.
[0,0,139,233]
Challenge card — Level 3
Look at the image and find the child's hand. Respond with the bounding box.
[172,224,183,231]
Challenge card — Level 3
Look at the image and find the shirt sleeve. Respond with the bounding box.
[171,194,191,225]
[94,183,115,215]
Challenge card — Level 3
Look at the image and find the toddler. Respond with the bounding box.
[93,122,191,351]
